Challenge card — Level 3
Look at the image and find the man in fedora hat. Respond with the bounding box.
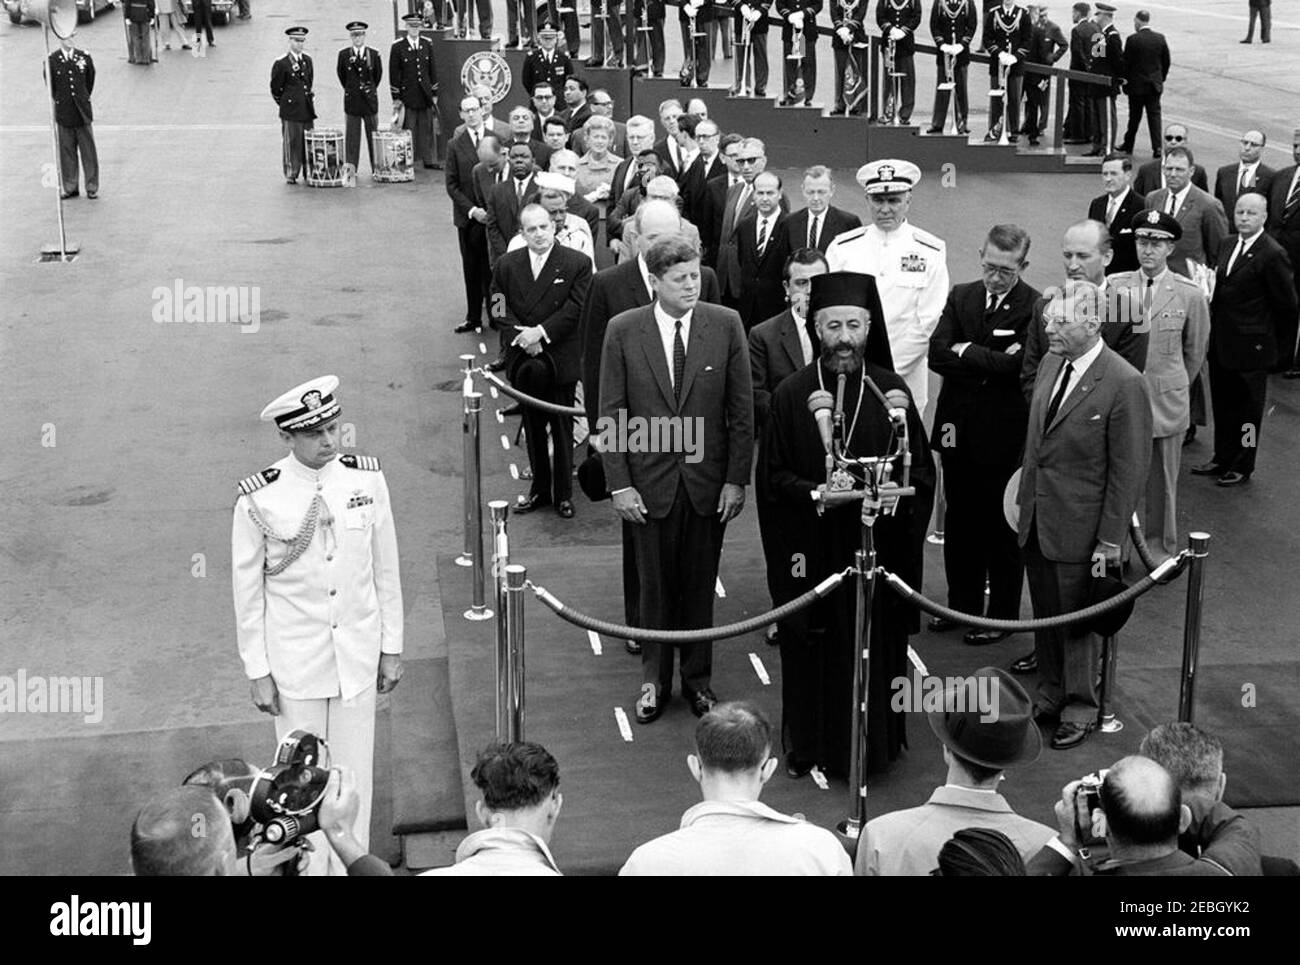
[855,668,1054,875]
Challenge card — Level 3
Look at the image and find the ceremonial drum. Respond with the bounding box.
[371,128,414,183]
[304,128,347,187]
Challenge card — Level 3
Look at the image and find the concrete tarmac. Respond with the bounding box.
[1,0,1296,871]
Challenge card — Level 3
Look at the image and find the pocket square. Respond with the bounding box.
[703,365,714,372]
[1088,413,1102,422]
[553,277,564,284]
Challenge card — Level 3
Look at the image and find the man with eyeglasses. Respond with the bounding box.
[529,82,564,141]
[1144,146,1227,281]
[1265,126,1300,376]
[716,138,789,310]
[1117,9,1168,158]
[1109,210,1209,557]
[701,133,747,265]
[1132,123,1209,195]
[680,119,727,227]
[1215,131,1274,227]
[825,158,949,413]
[928,226,1039,645]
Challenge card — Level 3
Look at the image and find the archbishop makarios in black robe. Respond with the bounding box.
[761,359,934,775]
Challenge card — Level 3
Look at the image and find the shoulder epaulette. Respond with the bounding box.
[912,228,944,252]
[830,226,867,245]
[236,467,280,496]
[340,454,381,471]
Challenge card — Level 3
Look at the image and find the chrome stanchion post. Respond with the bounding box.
[838,514,876,842]
[489,500,510,737]
[505,564,528,741]
[455,354,477,567]
[1178,532,1211,722]
[463,391,493,621]
[1097,633,1123,733]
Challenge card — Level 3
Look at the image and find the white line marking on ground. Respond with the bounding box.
[588,631,602,655]
[715,576,726,598]
[614,707,633,742]
[748,652,771,685]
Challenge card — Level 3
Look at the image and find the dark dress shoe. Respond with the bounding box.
[957,125,970,135]
[1216,470,1250,487]
[1283,369,1300,379]
[499,403,522,417]
[60,191,80,199]
[453,321,481,334]
[1082,148,1105,157]
[635,689,665,724]
[1010,652,1038,674]
[928,615,964,633]
[514,493,551,514]
[485,356,508,373]
[964,628,1011,646]
[625,639,642,655]
[1183,425,1197,446]
[686,688,718,718]
[1051,720,1095,750]
[1190,460,1224,476]
[925,126,942,134]
[556,500,575,518]
[1033,704,1060,726]
[785,754,813,778]
[86,192,97,199]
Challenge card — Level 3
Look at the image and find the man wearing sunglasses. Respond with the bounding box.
[1132,123,1208,195]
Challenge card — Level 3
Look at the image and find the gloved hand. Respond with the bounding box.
[789,11,804,28]
[998,51,1018,66]
[889,26,906,41]
[837,26,853,44]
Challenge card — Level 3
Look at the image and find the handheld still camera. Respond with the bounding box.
[1074,769,1110,845]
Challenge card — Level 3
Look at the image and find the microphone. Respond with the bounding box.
[807,389,835,454]
[883,388,911,429]
[833,373,846,446]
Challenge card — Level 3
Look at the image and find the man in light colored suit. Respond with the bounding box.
[856,668,1053,875]
[1109,211,1209,561]
[1143,146,1228,280]
[599,235,754,724]
[1016,280,1151,750]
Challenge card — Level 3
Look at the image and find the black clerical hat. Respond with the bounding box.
[806,271,895,371]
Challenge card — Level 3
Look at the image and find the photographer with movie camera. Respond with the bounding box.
[1026,755,1255,876]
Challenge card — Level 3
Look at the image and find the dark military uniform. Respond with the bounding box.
[776,0,821,105]
[389,33,440,166]
[725,0,771,97]
[982,2,1031,140]
[590,0,626,65]
[270,49,316,182]
[678,0,714,86]
[338,44,383,171]
[521,44,574,96]
[47,46,98,198]
[929,0,977,133]
[877,0,922,123]
[1086,16,1124,154]
[1022,12,1067,142]
[626,0,667,75]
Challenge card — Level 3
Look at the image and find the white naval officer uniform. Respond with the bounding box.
[825,219,950,413]
[232,449,403,874]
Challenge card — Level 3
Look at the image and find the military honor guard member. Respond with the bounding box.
[677,0,714,86]
[521,21,574,97]
[777,0,821,106]
[1022,4,1068,146]
[1108,211,1209,559]
[826,159,950,413]
[47,33,98,200]
[390,14,440,168]
[270,27,316,185]
[761,271,934,776]
[590,0,627,66]
[983,0,1031,143]
[927,0,977,135]
[1084,2,1124,156]
[877,0,922,124]
[829,0,868,115]
[231,376,404,875]
[728,0,771,98]
[337,22,383,174]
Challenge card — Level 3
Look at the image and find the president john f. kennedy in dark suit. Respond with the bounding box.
[599,235,754,723]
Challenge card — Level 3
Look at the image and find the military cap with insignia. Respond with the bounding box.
[537,19,559,35]
[285,26,309,38]
[401,13,424,26]
[1130,208,1182,241]
[261,375,342,431]
[1094,2,1116,11]
[346,21,368,32]
[856,159,922,195]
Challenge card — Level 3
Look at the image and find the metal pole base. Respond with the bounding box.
[464,604,494,621]
[926,531,945,545]
[39,241,80,262]
[1099,715,1124,734]
[836,818,863,841]
[454,553,473,567]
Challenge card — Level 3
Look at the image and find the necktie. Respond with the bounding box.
[1166,192,1176,216]
[1239,167,1250,195]
[1143,276,1154,318]
[471,130,479,148]
[1227,238,1245,274]
[1045,360,1074,426]
[985,292,997,318]
[672,321,686,403]
[1105,197,1117,226]
[516,178,525,202]
[1285,175,1300,221]
[737,182,752,215]
[757,218,769,257]
[808,213,820,249]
